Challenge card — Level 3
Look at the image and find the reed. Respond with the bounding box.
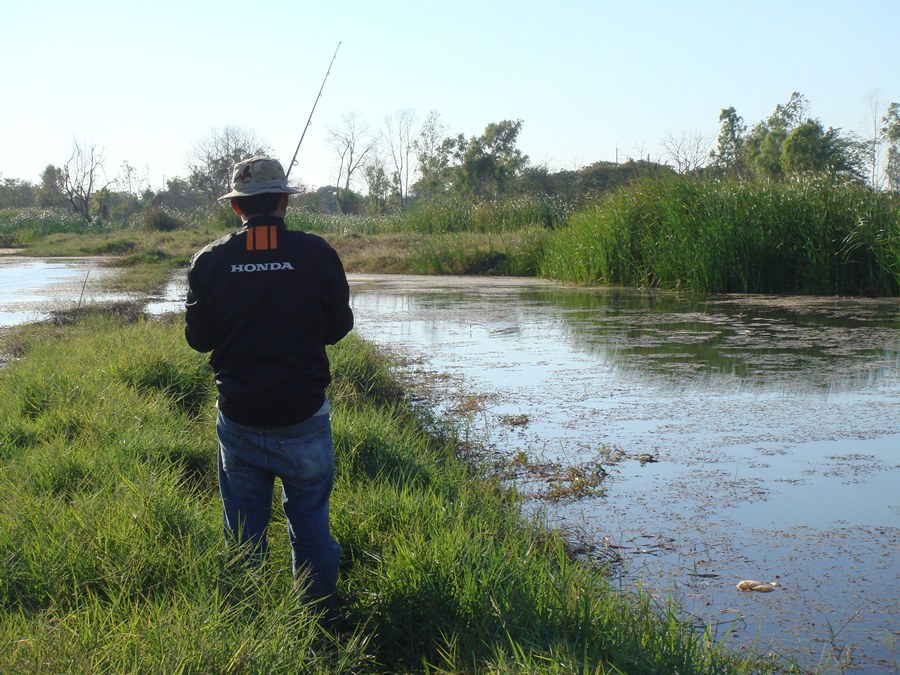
[541,176,899,296]
[0,310,770,673]
[409,227,549,276]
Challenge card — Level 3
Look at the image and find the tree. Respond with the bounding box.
[328,112,377,215]
[383,109,417,209]
[781,120,864,179]
[0,177,35,209]
[768,91,809,129]
[363,154,391,214]
[742,92,810,181]
[185,126,270,206]
[453,119,528,199]
[59,139,112,221]
[712,107,746,176]
[153,176,206,213]
[661,130,711,173]
[412,110,451,199]
[882,102,900,191]
[34,165,67,208]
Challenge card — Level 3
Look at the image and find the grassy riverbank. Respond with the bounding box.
[0,308,773,673]
[3,176,897,296]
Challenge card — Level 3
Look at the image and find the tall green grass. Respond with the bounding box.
[409,227,549,276]
[541,176,900,296]
[287,195,571,237]
[403,195,571,234]
[0,310,770,673]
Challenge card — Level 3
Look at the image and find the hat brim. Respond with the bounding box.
[217,185,302,201]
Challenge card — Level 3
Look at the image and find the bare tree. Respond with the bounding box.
[328,112,377,214]
[60,138,112,221]
[864,92,886,189]
[382,109,417,209]
[185,126,271,206]
[661,130,712,173]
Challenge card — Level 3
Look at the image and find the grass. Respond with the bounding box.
[0,207,91,246]
[8,178,896,296]
[0,307,773,673]
[540,175,900,296]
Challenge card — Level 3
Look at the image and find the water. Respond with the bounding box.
[3,259,898,671]
[0,256,188,327]
[347,274,899,674]
[0,256,134,327]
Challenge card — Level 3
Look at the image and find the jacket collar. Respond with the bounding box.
[242,214,285,230]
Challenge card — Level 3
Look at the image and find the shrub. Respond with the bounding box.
[141,207,185,232]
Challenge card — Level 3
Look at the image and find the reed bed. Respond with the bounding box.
[408,227,549,276]
[0,310,770,673]
[541,176,899,296]
[288,195,570,237]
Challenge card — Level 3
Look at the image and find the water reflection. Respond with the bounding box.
[0,256,130,327]
[353,275,900,396]
[348,274,899,673]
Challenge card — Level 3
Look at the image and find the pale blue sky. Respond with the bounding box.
[3,0,898,191]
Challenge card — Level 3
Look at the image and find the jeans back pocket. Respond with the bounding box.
[277,423,333,482]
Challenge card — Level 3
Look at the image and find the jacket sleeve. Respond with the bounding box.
[184,263,215,353]
[323,247,354,345]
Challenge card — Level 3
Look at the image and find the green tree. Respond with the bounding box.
[781,120,863,178]
[363,156,391,214]
[743,92,809,181]
[412,110,452,199]
[712,107,746,176]
[153,176,205,213]
[0,177,35,208]
[34,165,67,208]
[452,119,528,199]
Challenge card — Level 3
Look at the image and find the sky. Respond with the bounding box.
[2,0,898,192]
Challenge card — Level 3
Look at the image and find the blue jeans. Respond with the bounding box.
[215,405,340,601]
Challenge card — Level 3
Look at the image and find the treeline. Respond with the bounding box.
[3,92,897,226]
[710,93,900,187]
[1,93,898,296]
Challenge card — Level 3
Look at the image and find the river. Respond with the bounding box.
[2,258,898,672]
[348,274,899,674]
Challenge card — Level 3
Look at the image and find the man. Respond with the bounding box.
[185,156,353,603]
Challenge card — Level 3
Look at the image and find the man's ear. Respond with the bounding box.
[230,198,243,216]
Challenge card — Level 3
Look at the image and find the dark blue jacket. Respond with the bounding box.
[185,215,353,426]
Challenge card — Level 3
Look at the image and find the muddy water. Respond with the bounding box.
[348,274,899,674]
[4,260,898,671]
[0,256,132,327]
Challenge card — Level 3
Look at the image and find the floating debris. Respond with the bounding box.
[736,580,781,593]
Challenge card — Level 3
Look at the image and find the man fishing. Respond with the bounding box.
[184,156,353,607]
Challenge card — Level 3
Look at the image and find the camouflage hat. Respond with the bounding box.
[218,156,301,201]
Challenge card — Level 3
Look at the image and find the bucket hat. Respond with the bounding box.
[218,156,301,201]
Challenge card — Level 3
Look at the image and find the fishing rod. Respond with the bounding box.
[284,41,341,180]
